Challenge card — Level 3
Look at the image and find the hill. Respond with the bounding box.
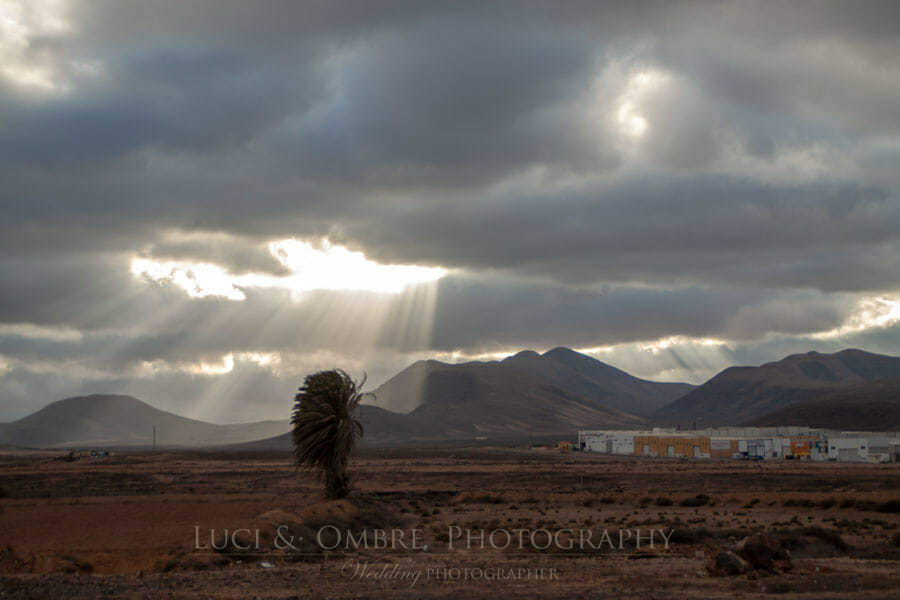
[0,394,289,448]
[653,349,900,427]
[746,378,900,430]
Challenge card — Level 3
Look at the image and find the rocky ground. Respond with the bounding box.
[1,447,899,598]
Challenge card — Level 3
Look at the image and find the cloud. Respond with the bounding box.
[347,175,900,292]
[2,1,900,420]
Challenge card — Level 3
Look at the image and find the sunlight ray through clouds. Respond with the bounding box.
[128,237,447,404]
[131,258,248,300]
[268,239,447,294]
[131,238,447,299]
[812,296,900,340]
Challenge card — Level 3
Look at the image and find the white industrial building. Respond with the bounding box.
[579,430,643,454]
[577,427,900,463]
[739,438,780,460]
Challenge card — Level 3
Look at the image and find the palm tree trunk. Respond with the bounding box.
[325,466,350,499]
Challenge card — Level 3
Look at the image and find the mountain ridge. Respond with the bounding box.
[653,348,900,427]
[370,346,694,419]
[9,347,898,449]
[746,377,900,431]
[0,347,694,448]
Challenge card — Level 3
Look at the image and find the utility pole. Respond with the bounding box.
[152,426,156,451]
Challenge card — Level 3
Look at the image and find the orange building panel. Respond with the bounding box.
[633,436,710,458]
[789,440,811,458]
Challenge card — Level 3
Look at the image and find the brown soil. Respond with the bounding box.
[1,447,899,598]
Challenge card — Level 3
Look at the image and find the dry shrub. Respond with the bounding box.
[779,526,849,554]
[783,498,815,508]
[680,494,710,507]
[59,555,93,573]
[835,499,900,513]
[800,527,849,551]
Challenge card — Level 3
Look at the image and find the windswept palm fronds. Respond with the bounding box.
[291,369,368,499]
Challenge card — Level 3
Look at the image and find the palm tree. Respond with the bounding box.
[291,369,368,499]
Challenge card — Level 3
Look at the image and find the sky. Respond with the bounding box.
[2,1,900,422]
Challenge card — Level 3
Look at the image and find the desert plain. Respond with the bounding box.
[1,447,899,599]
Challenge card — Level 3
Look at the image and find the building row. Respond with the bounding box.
[577,427,900,463]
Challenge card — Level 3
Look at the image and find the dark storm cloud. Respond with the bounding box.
[0,255,142,328]
[269,16,615,186]
[349,176,900,291]
[4,0,899,261]
[427,276,856,352]
[2,1,900,419]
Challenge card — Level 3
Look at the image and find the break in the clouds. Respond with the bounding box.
[2,1,900,421]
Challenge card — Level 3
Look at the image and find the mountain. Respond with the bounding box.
[746,378,900,431]
[393,353,642,437]
[540,347,695,416]
[0,348,695,448]
[0,394,290,448]
[368,347,694,434]
[244,347,695,449]
[653,349,900,427]
[9,348,897,450]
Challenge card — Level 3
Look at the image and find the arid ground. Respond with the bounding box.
[1,447,899,599]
